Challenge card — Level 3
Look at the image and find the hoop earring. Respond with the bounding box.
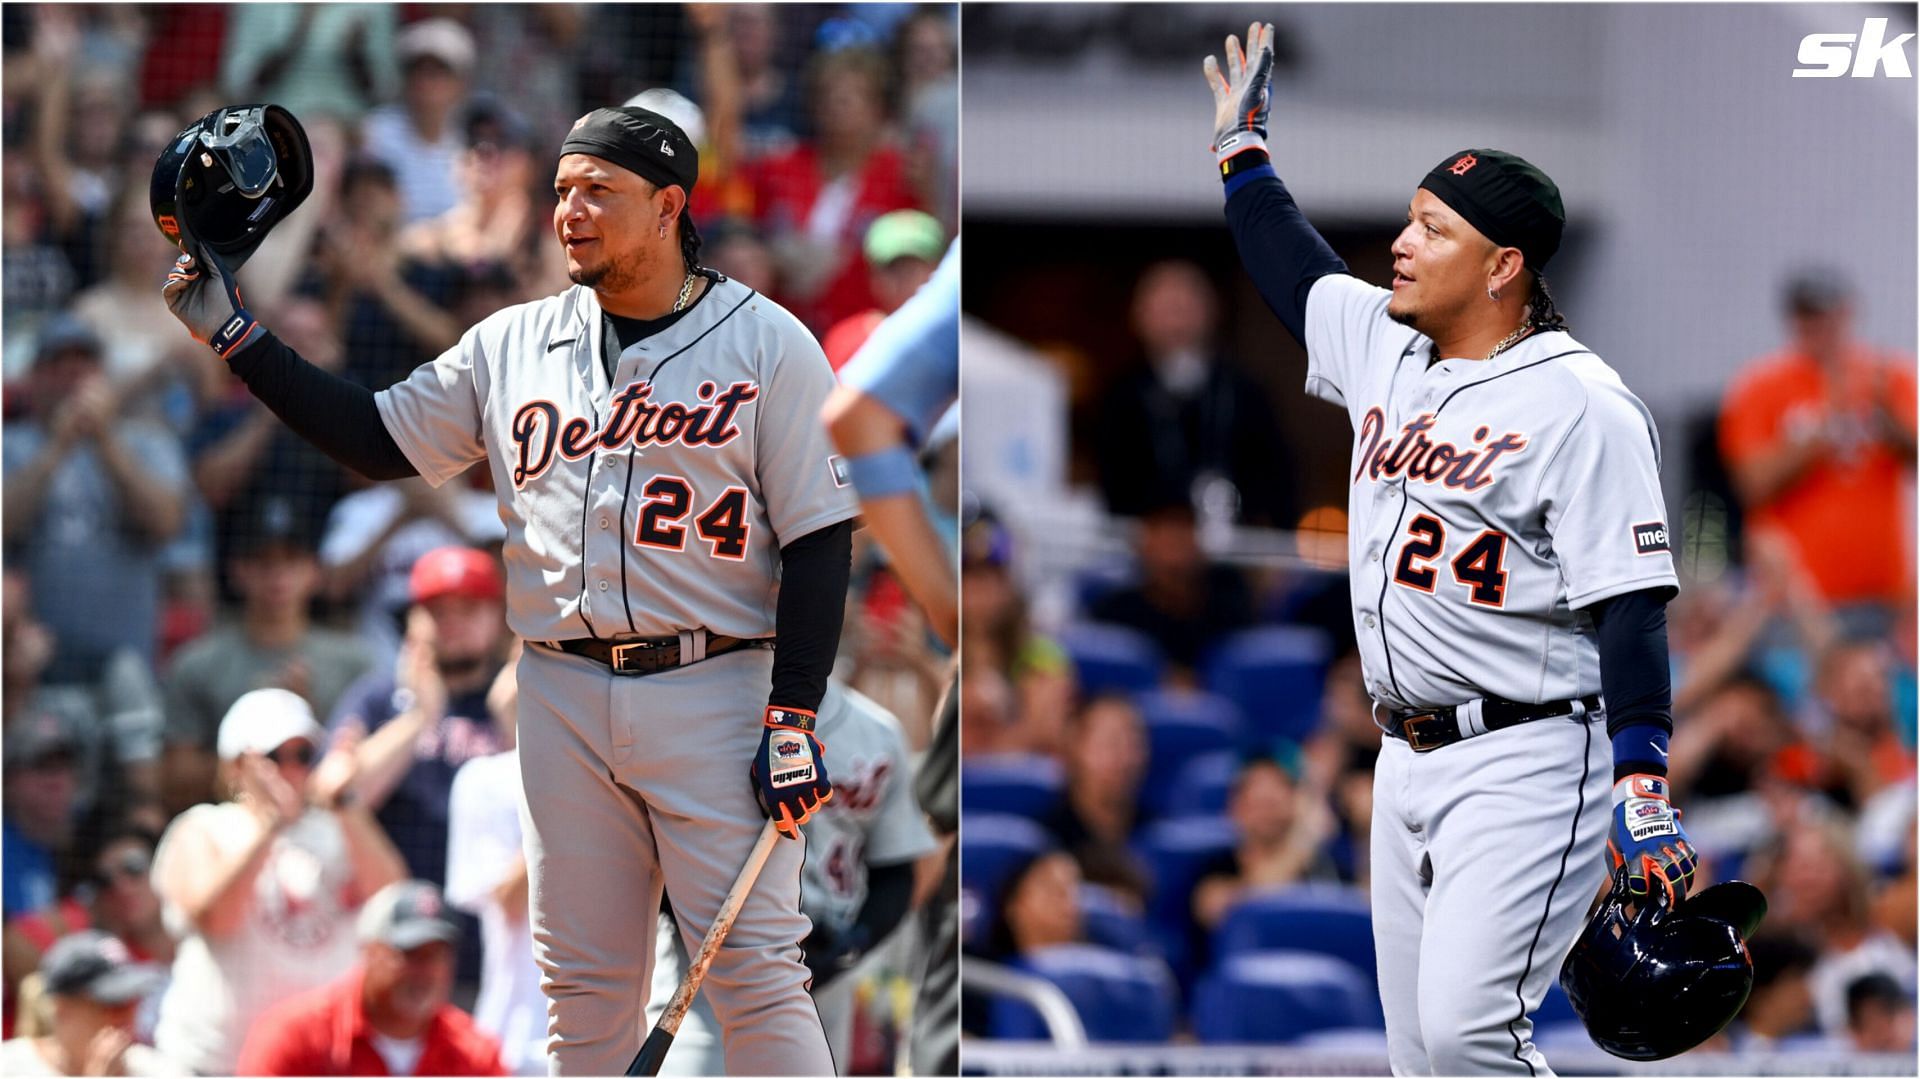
[1488,287,1501,301]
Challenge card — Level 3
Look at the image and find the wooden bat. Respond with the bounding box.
[627,819,783,1076]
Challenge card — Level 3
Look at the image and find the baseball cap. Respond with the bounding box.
[397,18,476,77]
[1784,267,1852,316]
[358,880,461,950]
[232,494,318,556]
[408,546,504,605]
[465,93,532,152]
[864,210,946,267]
[216,688,326,761]
[41,931,164,1005]
[34,313,104,365]
[3,711,77,771]
[623,88,708,148]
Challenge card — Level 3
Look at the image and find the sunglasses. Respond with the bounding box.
[267,742,316,767]
[95,850,151,886]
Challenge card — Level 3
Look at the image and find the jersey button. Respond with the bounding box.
[597,581,609,592]
[599,517,610,529]
[1364,615,1377,629]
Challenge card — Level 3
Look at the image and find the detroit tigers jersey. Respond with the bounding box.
[1302,273,1678,711]
[374,277,859,643]
[801,681,938,935]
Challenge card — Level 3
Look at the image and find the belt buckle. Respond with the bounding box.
[1402,712,1446,752]
[608,639,665,675]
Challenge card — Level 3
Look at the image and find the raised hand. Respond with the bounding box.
[1203,21,1276,164]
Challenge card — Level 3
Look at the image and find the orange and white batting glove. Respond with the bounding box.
[751,707,832,840]
[1608,774,1699,905]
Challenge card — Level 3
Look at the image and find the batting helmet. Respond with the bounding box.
[1560,868,1766,1061]
[150,104,312,272]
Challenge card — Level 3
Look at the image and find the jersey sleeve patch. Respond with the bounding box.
[1633,521,1671,556]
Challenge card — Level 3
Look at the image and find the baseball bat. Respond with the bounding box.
[627,819,783,1076]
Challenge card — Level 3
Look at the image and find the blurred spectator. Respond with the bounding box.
[4,316,188,683]
[362,18,476,226]
[24,9,133,293]
[892,7,959,225]
[237,880,504,1076]
[1805,639,1912,811]
[1300,651,1379,884]
[1040,695,1150,900]
[4,821,173,1043]
[151,688,406,1075]
[445,654,541,1075]
[700,216,780,296]
[1091,260,1295,527]
[3,570,165,822]
[188,297,354,563]
[820,209,947,369]
[1192,755,1339,931]
[1746,807,1918,1037]
[1719,270,1917,621]
[160,498,373,817]
[1088,501,1255,674]
[463,6,584,154]
[1725,933,1821,1050]
[1845,972,1915,1053]
[0,932,174,1077]
[681,5,805,161]
[319,475,505,666]
[959,514,1074,758]
[2,153,79,375]
[1,717,78,920]
[316,159,463,392]
[750,46,921,331]
[402,95,564,303]
[66,190,199,407]
[329,548,510,983]
[983,851,1084,962]
[220,4,398,123]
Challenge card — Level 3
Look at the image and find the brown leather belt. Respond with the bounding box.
[1386,694,1601,752]
[538,632,771,676]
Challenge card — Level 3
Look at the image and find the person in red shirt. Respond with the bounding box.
[1720,270,1917,615]
[748,47,922,332]
[820,209,948,370]
[236,881,503,1077]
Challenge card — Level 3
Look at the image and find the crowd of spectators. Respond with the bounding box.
[2,4,955,1074]
[961,265,1916,1056]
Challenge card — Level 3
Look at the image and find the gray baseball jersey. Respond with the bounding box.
[375,276,860,642]
[1302,273,1678,712]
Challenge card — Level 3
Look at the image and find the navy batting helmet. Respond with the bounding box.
[150,104,312,272]
[1560,868,1766,1061]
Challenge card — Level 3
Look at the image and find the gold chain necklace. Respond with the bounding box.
[1485,322,1534,361]
[673,272,699,313]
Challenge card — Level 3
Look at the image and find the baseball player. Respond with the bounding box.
[645,679,937,1074]
[1205,25,1698,1075]
[162,106,855,1075]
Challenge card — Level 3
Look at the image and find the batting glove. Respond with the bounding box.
[1608,774,1698,905]
[751,707,832,840]
[1202,21,1275,168]
[161,246,263,360]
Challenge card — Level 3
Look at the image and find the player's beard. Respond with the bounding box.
[570,240,668,295]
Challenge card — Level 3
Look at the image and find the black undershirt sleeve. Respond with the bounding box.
[225,332,417,480]
[1590,587,1675,776]
[1221,153,1352,347]
[769,519,853,714]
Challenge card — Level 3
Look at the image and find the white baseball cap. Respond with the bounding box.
[623,88,707,147]
[216,688,326,761]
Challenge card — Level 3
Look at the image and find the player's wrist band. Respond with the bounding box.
[209,311,264,360]
[1610,722,1669,780]
[764,706,817,733]
[842,446,921,500]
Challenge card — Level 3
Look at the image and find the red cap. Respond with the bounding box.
[408,546,504,605]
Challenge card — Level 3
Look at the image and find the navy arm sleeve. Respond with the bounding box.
[769,519,853,714]
[1591,587,1675,779]
[226,332,417,480]
[1221,156,1350,347]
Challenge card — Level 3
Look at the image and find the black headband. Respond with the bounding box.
[1418,149,1565,272]
[558,106,698,194]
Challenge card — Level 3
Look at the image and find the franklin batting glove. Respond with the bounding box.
[162,246,263,360]
[751,706,832,840]
[1203,21,1275,168]
[1608,774,1699,905]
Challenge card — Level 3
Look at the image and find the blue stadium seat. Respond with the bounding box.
[1132,816,1240,930]
[962,753,1065,821]
[1159,751,1241,820]
[1134,691,1240,816]
[1058,622,1165,696]
[1191,950,1383,1043]
[1211,883,1376,984]
[1202,626,1334,748]
[1079,883,1157,958]
[1534,980,1578,1026]
[960,813,1055,904]
[989,944,1179,1043]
